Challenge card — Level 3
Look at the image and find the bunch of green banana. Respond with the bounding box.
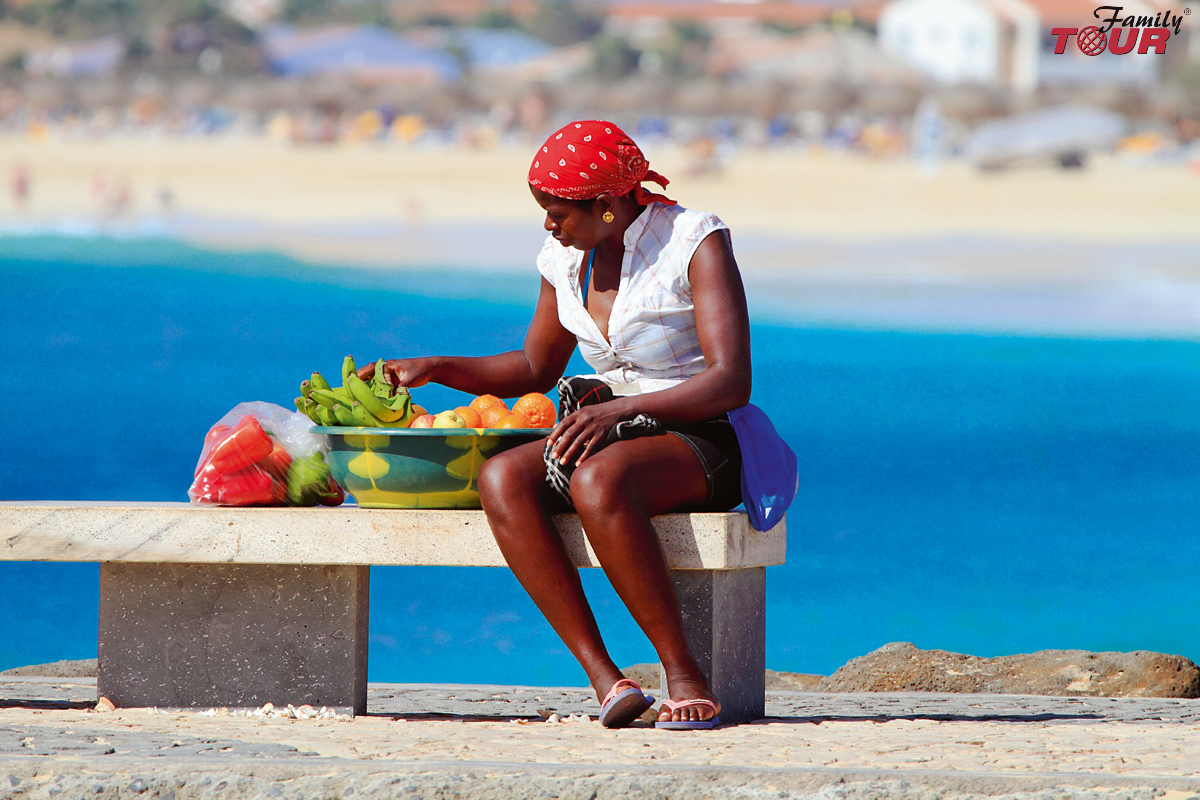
[294,356,414,428]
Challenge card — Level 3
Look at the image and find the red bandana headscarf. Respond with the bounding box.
[528,120,676,207]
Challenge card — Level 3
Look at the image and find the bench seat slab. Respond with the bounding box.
[0,503,785,570]
[97,562,369,714]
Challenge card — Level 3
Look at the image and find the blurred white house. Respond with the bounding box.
[878,0,1040,92]
[879,0,1176,90]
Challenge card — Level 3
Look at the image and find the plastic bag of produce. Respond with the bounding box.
[188,401,345,507]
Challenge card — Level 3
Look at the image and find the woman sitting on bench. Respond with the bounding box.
[362,120,751,730]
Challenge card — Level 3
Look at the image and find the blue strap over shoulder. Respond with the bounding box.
[728,403,798,532]
[582,248,595,306]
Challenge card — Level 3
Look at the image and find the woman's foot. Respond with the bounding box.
[657,675,721,725]
[590,669,631,707]
[597,677,656,729]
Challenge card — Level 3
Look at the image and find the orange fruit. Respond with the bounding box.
[469,394,508,413]
[479,406,510,428]
[494,414,526,429]
[454,406,482,428]
[512,393,556,429]
[411,404,428,417]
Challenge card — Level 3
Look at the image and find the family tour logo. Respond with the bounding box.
[1051,5,1190,55]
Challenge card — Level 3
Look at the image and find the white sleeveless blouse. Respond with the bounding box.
[536,202,729,393]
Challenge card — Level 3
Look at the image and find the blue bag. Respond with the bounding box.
[728,404,798,532]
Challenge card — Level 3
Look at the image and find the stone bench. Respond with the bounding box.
[0,502,786,723]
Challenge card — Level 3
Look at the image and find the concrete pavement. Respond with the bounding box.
[2,677,1199,799]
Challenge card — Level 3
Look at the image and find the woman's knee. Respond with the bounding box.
[569,459,633,518]
[479,449,542,521]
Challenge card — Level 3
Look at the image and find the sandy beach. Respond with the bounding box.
[2,136,1198,249]
[3,678,1200,799]
[3,136,1200,337]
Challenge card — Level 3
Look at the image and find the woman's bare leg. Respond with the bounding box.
[478,441,625,702]
[568,437,721,724]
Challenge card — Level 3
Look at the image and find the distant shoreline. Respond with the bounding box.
[4,215,1200,339]
[1,136,1197,242]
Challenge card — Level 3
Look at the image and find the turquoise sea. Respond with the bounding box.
[3,235,1200,684]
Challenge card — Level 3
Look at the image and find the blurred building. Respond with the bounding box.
[24,36,125,78]
[878,0,1039,93]
[879,0,1179,91]
[1025,0,1172,87]
[222,0,285,30]
[260,25,462,83]
[406,26,559,77]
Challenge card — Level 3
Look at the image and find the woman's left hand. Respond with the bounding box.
[548,402,632,467]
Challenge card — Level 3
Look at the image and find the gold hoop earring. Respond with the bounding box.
[602,211,615,223]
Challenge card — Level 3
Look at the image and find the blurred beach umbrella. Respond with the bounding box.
[373,81,439,110]
[734,28,926,88]
[170,78,221,108]
[1069,83,1155,118]
[718,79,792,117]
[71,80,128,108]
[0,21,56,66]
[550,78,607,117]
[594,76,675,116]
[787,82,859,115]
[214,77,293,111]
[933,84,1009,122]
[857,84,922,116]
[964,104,1128,169]
[668,79,726,115]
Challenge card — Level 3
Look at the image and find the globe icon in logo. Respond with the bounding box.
[1077,26,1108,56]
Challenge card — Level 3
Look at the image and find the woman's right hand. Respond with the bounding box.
[357,357,441,389]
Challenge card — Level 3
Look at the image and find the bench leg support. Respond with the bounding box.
[97,562,369,714]
[661,567,766,724]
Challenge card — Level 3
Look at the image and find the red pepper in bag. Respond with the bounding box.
[259,440,293,483]
[188,401,346,508]
[215,466,279,506]
[190,461,224,504]
[205,416,273,475]
[194,424,231,477]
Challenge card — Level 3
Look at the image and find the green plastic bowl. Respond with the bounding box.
[315,427,550,509]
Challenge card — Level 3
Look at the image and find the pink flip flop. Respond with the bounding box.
[654,698,721,730]
[598,679,656,729]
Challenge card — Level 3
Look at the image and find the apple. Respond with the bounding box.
[408,414,436,429]
[432,410,467,429]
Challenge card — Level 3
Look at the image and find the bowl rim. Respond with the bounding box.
[313,426,551,436]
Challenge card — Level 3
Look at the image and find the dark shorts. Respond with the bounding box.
[541,414,744,514]
[666,414,744,512]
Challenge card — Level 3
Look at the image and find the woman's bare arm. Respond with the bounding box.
[360,278,578,396]
[549,230,752,465]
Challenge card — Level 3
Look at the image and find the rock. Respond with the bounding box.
[94,697,116,712]
[621,663,826,692]
[1,659,98,678]
[815,642,1200,698]
[618,663,660,690]
[765,670,825,691]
